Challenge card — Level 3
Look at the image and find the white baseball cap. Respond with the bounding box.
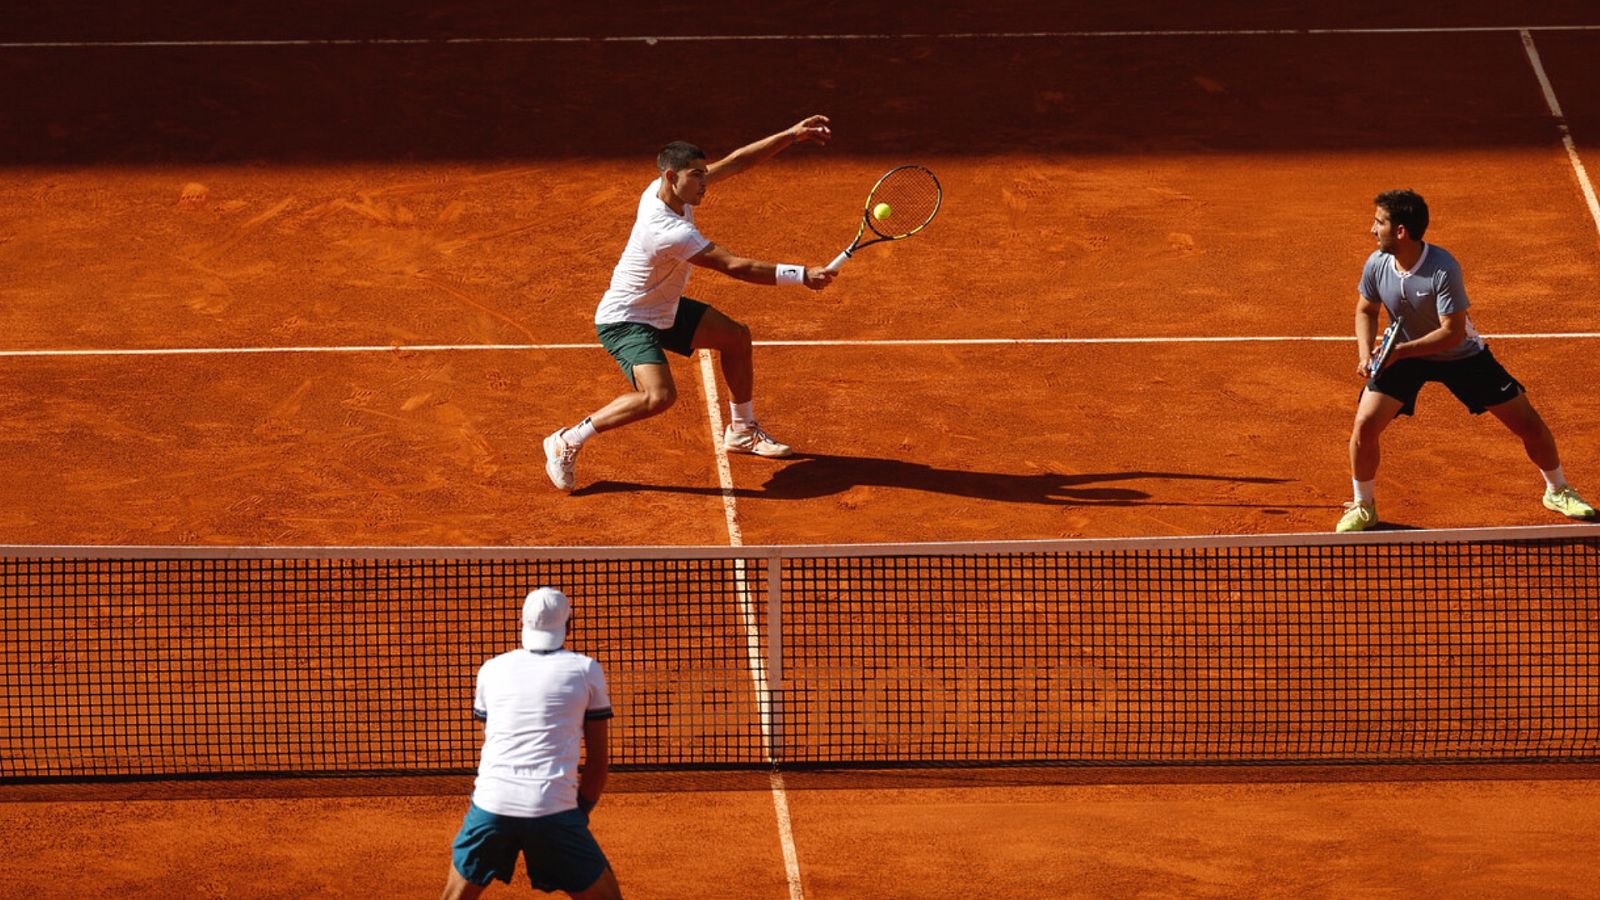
[521,587,570,651]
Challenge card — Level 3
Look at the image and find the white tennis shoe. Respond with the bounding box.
[723,423,792,458]
[543,429,580,491]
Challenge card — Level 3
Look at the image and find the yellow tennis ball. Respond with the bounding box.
[872,202,892,221]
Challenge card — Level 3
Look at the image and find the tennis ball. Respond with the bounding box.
[872,202,892,221]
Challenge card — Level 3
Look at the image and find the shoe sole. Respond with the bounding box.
[724,443,793,459]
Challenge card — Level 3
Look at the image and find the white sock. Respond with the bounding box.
[565,417,597,448]
[1353,479,1375,504]
[1541,466,1566,491]
[729,401,755,430]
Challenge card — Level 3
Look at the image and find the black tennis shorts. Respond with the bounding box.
[1368,346,1524,416]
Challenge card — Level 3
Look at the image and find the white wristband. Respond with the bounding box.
[775,264,805,286]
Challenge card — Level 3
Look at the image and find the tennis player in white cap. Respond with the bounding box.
[441,588,620,899]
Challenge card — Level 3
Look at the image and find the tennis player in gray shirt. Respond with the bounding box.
[1339,189,1595,531]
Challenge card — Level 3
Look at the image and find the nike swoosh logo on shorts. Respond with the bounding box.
[1502,382,1515,391]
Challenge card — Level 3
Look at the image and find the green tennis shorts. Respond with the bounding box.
[595,297,711,386]
[451,802,608,893]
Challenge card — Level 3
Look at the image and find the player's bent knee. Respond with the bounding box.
[1497,403,1548,439]
[641,387,677,415]
[694,319,753,357]
[708,320,751,353]
[1352,415,1388,442]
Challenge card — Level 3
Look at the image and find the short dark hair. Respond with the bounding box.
[657,141,706,173]
[1375,189,1429,240]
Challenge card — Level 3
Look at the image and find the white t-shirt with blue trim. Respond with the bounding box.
[470,648,612,818]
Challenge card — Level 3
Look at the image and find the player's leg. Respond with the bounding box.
[1486,393,1596,519]
[543,319,678,490]
[1350,387,1403,479]
[444,803,516,899]
[1340,387,1405,531]
[523,809,619,900]
[691,305,791,458]
[1485,393,1558,470]
[1448,348,1594,519]
[543,364,675,491]
[570,866,623,900]
[690,305,753,402]
[588,364,677,430]
[441,865,488,900]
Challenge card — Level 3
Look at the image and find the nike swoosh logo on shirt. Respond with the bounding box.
[1502,382,1515,391]
[1415,290,1428,296]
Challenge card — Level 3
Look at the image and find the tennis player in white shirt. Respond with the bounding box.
[441,588,619,899]
[542,116,837,491]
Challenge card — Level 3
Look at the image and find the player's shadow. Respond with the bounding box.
[574,452,1292,507]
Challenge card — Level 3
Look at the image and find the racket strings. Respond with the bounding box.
[867,167,941,238]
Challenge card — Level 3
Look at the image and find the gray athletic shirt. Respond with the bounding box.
[1358,244,1485,361]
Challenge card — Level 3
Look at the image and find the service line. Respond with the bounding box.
[3,333,1599,359]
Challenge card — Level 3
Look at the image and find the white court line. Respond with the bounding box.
[0,343,593,358]
[697,349,744,548]
[1521,30,1600,243]
[695,349,805,900]
[4,333,1600,359]
[3,24,1600,48]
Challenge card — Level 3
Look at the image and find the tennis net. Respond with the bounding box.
[2,525,1597,781]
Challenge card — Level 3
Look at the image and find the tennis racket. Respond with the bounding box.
[826,165,942,270]
[1367,318,1406,380]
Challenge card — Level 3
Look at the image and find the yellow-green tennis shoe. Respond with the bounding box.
[1335,500,1377,533]
[1543,485,1597,520]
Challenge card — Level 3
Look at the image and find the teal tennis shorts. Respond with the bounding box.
[596,297,711,386]
[451,802,609,893]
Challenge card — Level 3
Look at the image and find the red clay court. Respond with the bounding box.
[3,3,1600,897]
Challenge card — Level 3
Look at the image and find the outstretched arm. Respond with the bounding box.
[690,243,835,290]
[706,115,831,184]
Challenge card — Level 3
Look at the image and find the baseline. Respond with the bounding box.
[6,24,1600,50]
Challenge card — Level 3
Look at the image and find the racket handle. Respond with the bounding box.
[826,248,852,271]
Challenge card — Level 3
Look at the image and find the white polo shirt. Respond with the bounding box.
[470,648,613,818]
[594,178,713,329]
